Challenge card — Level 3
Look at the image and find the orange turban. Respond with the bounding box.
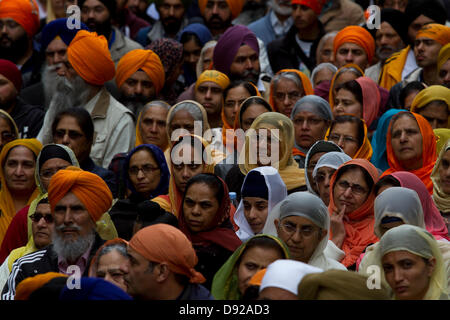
[198,0,244,19]
[15,272,67,300]
[248,268,267,286]
[48,167,113,222]
[333,26,375,64]
[67,30,115,86]
[195,70,230,90]
[0,0,40,38]
[291,0,326,15]
[416,23,450,46]
[129,224,206,284]
[115,49,165,94]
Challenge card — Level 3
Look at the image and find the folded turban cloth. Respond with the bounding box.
[198,0,244,19]
[67,30,115,86]
[379,8,409,46]
[78,0,116,17]
[291,0,326,15]
[115,49,165,94]
[48,166,113,222]
[333,26,375,64]
[60,277,132,300]
[213,25,259,76]
[41,18,90,52]
[15,272,67,300]
[0,59,22,92]
[147,38,183,79]
[128,224,206,284]
[410,85,450,115]
[438,43,450,72]
[195,70,230,91]
[415,23,450,46]
[0,0,40,38]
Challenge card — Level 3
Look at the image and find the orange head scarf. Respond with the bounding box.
[333,26,375,65]
[115,49,165,94]
[355,76,381,128]
[328,159,380,267]
[269,69,314,113]
[195,70,230,91]
[415,23,450,46]
[383,112,437,194]
[67,30,115,86]
[328,64,364,109]
[48,166,113,222]
[0,0,40,38]
[14,272,67,300]
[129,223,206,283]
[0,139,42,246]
[198,0,244,19]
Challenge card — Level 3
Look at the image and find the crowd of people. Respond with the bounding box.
[0,0,448,301]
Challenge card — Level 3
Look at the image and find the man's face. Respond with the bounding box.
[158,0,185,34]
[45,37,68,67]
[414,37,442,68]
[408,15,434,45]
[31,203,54,249]
[0,18,29,62]
[203,0,232,34]
[292,4,317,30]
[0,74,17,111]
[229,45,260,84]
[376,21,404,61]
[335,43,369,70]
[382,0,407,12]
[119,71,156,115]
[3,146,36,195]
[123,246,157,300]
[53,115,92,163]
[438,59,450,88]
[81,0,112,37]
[194,81,223,118]
[139,106,169,150]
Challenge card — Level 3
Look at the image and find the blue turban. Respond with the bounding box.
[41,18,89,52]
[178,23,213,46]
[59,277,132,300]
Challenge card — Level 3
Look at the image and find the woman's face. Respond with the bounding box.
[292,110,329,150]
[313,68,334,87]
[224,86,251,126]
[183,38,202,71]
[169,110,196,141]
[306,152,326,194]
[332,71,358,97]
[0,117,15,150]
[237,246,283,296]
[438,149,450,194]
[3,146,36,195]
[201,47,214,73]
[333,167,371,214]
[128,149,161,196]
[241,104,269,131]
[39,158,71,192]
[314,166,336,206]
[382,250,435,300]
[391,115,423,170]
[333,88,363,119]
[172,144,206,193]
[255,126,282,167]
[183,182,220,232]
[328,121,360,158]
[96,249,129,292]
[273,78,303,117]
[243,197,269,234]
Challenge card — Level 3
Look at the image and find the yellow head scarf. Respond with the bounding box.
[431,139,450,214]
[438,43,450,72]
[195,70,230,91]
[410,85,450,128]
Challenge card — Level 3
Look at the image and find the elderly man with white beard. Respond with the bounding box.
[1,167,112,300]
[37,30,135,169]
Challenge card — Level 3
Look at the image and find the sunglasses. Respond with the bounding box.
[30,213,54,223]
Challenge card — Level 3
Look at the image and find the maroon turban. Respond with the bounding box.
[0,59,22,92]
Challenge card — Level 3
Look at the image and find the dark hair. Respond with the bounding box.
[374,175,401,196]
[334,164,375,192]
[335,80,363,106]
[184,173,225,205]
[242,285,260,300]
[329,115,365,149]
[390,111,418,134]
[399,81,426,108]
[237,236,286,267]
[51,108,94,143]
[134,201,178,229]
[0,113,17,139]
[37,197,49,205]
[180,32,201,47]
[223,80,257,100]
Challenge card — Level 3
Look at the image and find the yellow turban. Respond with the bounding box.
[48,167,113,223]
[198,0,244,19]
[195,70,230,91]
[416,24,450,46]
[411,85,450,111]
[67,30,115,86]
[438,43,450,72]
[115,49,165,94]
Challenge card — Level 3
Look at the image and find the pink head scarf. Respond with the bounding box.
[355,77,380,128]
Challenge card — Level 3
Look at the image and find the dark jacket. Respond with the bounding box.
[10,97,45,139]
[267,24,325,74]
[81,157,118,199]
[19,81,46,109]
[177,283,214,300]
[1,233,105,300]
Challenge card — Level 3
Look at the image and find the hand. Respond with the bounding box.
[330,204,346,248]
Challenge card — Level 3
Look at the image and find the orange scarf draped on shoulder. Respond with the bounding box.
[378,46,410,91]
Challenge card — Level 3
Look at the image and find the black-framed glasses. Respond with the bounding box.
[54,129,84,140]
[336,180,368,195]
[40,166,69,179]
[128,164,160,176]
[327,134,358,145]
[30,213,54,223]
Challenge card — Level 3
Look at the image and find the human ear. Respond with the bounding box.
[426,257,436,277]
[156,263,170,282]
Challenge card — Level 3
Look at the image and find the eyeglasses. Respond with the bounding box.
[336,180,368,195]
[279,222,319,238]
[274,91,302,101]
[30,213,54,223]
[54,129,84,140]
[327,133,358,145]
[128,164,160,176]
[40,166,69,179]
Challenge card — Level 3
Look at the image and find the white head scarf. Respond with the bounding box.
[259,259,323,295]
[312,151,352,179]
[234,166,287,241]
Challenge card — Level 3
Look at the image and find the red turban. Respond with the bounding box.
[291,0,326,15]
[198,0,244,19]
[333,26,376,64]
[0,59,22,92]
[129,224,206,284]
[67,30,115,86]
[48,167,113,222]
[115,49,165,94]
[0,0,40,38]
